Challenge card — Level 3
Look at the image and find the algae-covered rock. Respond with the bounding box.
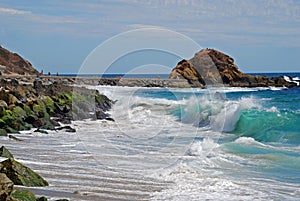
[0,107,28,132]
[10,189,36,201]
[0,128,7,136]
[5,127,20,134]
[0,158,48,187]
[0,146,14,158]
[42,96,55,115]
[0,173,14,200]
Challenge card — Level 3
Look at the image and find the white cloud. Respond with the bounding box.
[0,7,31,15]
[1,0,299,46]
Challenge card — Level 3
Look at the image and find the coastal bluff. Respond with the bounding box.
[0,45,38,75]
[170,49,297,88]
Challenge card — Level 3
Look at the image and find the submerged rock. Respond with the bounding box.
[8,135,23,141]
[0,146,14,158]
[0,158,48,187]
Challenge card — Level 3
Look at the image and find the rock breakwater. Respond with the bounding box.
[0,77,113,134]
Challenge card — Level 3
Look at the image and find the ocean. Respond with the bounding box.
[1,73,299,200]
[59,72,300,79]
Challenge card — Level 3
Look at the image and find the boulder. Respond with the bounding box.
[10,189,36,201]
[0,128,7,136]
[0,146,14,158]
[36,197,48,201]
[0,158,48,187]
[0,100,8,114]
[0,173,14,201]
[8,135,23,141]
[170,49,297,88]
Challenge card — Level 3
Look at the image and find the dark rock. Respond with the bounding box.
[65,128,76,132]
[105,117,115,122]
[5,128,20,134]
[25,115,38,124]
[10,79,19,87]
[272,76,297,88]
[56,125,71,130]
[0,158,49,187]
[34,129,48,134]
[0,173,14,201]
[8,135,23,141]
[36,197,48,201]
[95,110,108,120]
[32,119,44,128]
[0,146,14,158]
[56,126,76,132]
[50,119,60,127]
[33,80,43,91]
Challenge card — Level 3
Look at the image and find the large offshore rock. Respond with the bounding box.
[0,158,48,187]
[170,49,297,88]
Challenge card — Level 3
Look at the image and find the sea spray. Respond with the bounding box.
[210,96,260,132]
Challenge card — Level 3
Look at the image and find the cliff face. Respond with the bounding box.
[170,49,296,88]
[0,46,38,75]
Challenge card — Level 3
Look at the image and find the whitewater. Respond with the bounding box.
[1,84,300,200]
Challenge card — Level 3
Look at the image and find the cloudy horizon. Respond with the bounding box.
[0,0,299,74]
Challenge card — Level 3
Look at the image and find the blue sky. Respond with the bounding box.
[0,0,299,74]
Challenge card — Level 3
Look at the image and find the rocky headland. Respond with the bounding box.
[170,49,298,88]
[0,46,38,76]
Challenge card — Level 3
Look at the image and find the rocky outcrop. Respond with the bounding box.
[0,79,113,133]
[0,46,38,75]
[0,158,48,187]
[170,49,297,88]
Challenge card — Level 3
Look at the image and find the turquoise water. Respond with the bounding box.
[116,79,300,199]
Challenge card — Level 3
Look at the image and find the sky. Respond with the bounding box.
[0,0,299,74]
